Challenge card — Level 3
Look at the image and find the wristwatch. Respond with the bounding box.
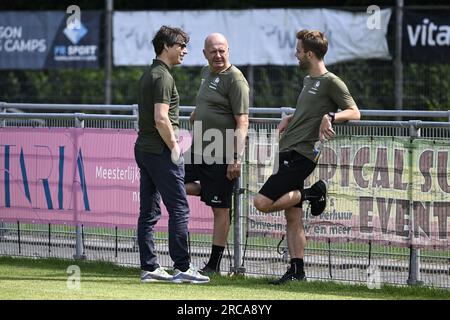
[327,112,335,124]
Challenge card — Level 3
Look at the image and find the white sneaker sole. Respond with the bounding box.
[141,278,173,283]
[172,278,210,284]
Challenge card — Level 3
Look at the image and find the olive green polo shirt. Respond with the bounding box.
[279,72,356,162]
[135,59,180,154]
[192,65,249,159]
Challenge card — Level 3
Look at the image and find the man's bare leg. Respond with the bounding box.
[269,206,306,284]
[202,207,230,272]
[212,207,230,247]
[253,191,301,213]
[285,206,305,259]
[185,182,201,196]
[186,182,230,273]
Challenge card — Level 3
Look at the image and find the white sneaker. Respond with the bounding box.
[172,265,210,284]
[140,267,173,283]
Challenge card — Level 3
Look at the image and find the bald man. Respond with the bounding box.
[184,33,249,274]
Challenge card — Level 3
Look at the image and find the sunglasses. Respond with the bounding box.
[175,42,187,49]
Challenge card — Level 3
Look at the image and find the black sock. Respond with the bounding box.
[290,258,304,274]
[300,188,312,203]
[206,245,225,271]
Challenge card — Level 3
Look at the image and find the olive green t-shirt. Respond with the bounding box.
[279,72,356,162]
[135,59,180,154]
[192,65,249,159]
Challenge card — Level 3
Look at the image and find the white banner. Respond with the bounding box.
[113,8,392,66]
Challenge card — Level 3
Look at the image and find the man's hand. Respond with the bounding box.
[171,143,182,165]
[226,160,241,180]
[277,115,293,135]
[189,110,196,124]
[319,114,335,141]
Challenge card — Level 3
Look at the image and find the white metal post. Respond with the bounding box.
[74,115,86,260]
[232,177,245,274]
[407,120,422,285]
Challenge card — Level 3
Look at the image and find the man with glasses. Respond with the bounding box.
[253,29,360,284]
[184,33,249,274]
[135,26,209,284]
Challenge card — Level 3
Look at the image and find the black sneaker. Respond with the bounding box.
[269,267,306,285]
[309,180,327,216]
[200,264,220,275]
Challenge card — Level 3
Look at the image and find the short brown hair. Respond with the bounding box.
[152,26,189,56]
[296,29,328,60]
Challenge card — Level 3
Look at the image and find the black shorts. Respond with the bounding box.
[184,160,234,208]
[258,150,316,207]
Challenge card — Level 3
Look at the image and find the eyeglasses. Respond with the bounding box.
[175,42,187,49]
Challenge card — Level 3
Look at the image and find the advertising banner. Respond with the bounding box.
[2,128,448,246]
[0,128,212,233]
[403,9,450,62]
[247,134,450,248]
[113,8,391,66]
[0,11,100,69]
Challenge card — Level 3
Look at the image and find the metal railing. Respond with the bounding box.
[0,102,449,289]
[2,101,450,120]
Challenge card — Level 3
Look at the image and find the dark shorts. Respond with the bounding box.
[258,150,316,207]
[184,159,234,209]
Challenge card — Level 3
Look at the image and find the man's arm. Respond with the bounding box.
[277,114,293,135]
[189,109,196,124]
[154,103,180,160]
[226,114,249,180]
[333,105,361,123]
[319,105,360,141]
[234,114,249,160]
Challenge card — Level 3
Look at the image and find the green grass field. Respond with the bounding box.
[0,256,448,300]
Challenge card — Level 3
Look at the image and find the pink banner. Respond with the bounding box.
[0,128,213,233]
